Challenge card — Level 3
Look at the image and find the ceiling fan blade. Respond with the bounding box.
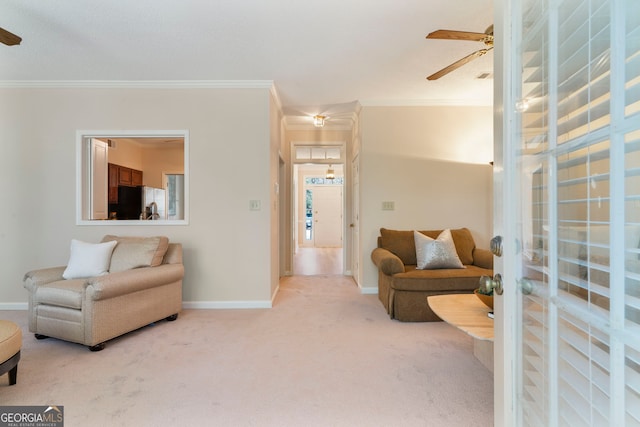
[426,30,489,42]
[0,27,22,46]
[426,47,493,80]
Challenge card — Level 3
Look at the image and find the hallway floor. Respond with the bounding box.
[293,247,343,275]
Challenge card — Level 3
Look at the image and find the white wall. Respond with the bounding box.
[0,88,493,305]
[0,86,275,307]
[359,105,494,292]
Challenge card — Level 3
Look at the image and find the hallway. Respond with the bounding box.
[293,247,343,275]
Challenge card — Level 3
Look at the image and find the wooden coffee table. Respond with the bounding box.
[427,294,494,372]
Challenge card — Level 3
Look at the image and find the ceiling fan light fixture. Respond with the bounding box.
[313,115,326,127]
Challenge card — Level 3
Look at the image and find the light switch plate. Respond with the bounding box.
[249,200,261,211]
[382,201,395,211]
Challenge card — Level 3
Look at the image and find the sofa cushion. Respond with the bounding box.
[380,228,476,266]
[391,265,493,292]
[380,229,419,265]
[102,235,170,273]
[62,239,118,280]
[35,279,86,309]
[414,229,464,269]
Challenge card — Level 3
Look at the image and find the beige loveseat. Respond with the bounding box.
[371,228,493,322]
[23,236,183,351]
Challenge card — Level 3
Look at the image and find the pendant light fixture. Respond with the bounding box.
[326,165,335,180]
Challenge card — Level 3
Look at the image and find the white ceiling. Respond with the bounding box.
[1,0,494,127]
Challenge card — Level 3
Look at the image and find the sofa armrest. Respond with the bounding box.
[473,248,494,270]
[23,266,66,291]
[371,248,405,275]
[86,263,184,301]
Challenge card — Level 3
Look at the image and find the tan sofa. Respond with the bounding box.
[371,228,493,322]
[23,236,183,351]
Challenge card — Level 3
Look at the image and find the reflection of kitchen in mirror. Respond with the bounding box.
[84,134,186,222]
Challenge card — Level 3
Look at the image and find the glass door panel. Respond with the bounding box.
[508,0,640,426]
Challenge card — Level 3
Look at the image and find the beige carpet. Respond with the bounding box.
[0,275,493,426]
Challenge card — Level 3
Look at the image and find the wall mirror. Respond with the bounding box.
[77,130,189,225]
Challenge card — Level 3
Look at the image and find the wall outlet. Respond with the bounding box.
[249,200,261,211]
[382,201,395,211]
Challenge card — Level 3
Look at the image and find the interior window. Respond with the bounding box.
[77,131,188,225]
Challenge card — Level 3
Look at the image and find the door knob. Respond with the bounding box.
[518,278,534,295]
[490,235,503,257]
[479,274,503,295]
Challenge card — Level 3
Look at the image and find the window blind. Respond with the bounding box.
[516,0,640,425]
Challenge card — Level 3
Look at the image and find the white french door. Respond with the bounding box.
[496,0,640,426]
[90,138,108,220]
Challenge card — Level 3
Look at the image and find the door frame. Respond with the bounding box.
[289,141,348,275]
[493,0,517,424]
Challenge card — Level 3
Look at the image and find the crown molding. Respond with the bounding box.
[0,80,275,89]
[358,98,493,107]
[284,123,354,132]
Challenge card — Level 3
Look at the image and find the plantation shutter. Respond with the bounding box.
[516,0,640,425]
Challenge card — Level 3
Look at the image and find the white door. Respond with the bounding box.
[495,1,640,426]
[313,186,342,247]
[90,138,108,220]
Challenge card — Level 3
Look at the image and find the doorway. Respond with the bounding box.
[293,162,344,275]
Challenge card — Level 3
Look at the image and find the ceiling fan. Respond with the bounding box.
[0,27,22,46]
[425,25,493,80]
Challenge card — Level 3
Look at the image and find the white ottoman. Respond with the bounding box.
[0,320,22,386]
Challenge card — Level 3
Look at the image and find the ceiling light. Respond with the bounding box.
[326,165,335,180]
[313,115,326,127]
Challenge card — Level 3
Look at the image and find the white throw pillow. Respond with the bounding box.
[62,239,118,279]
[414,229,464,269]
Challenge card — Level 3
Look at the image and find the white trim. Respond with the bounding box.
[0,303,28,310]
[1,301,277,310]
[494,0,516,424]
[76,129,190,225]
[284,123,354,132]
[0,80,274,89]
[182,300,273,309]
[358,98,493,107]
[359,286,378,295]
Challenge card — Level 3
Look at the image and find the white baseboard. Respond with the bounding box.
[1,301,277,311]
[359,286,378,295]
[3,284,360,310]
[184,284,280,310]
[0,303,28,310]
[182,300,273,309]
